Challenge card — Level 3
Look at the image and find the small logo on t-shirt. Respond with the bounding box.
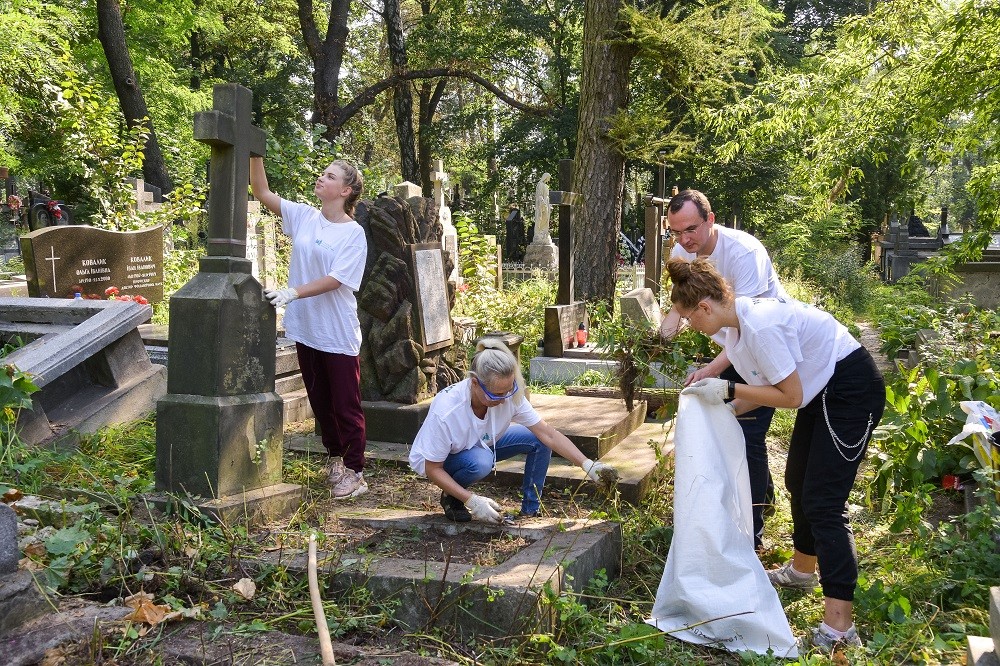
[315,239,337,252]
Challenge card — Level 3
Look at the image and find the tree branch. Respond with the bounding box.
[298,0,321,61]
[336,67,553,128]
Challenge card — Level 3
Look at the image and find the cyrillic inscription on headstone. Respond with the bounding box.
[20,224,164,301]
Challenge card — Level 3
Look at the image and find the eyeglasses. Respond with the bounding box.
[676,301,706,325]
[477,378,518,401]
[667,219,705,239]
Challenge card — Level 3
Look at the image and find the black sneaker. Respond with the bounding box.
[440,492,471,522]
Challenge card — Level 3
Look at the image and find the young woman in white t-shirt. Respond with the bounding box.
[667,258,885,651]
[250,157,369,500]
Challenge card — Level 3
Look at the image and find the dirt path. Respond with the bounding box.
[856,320,894,376]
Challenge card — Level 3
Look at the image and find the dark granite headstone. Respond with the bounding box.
[408,243,453,352]
[0,503,18,574]
[20,225,164,302]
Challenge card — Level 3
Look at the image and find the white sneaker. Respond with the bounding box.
[325,457,347,486]
[331,471,368,499]
[766,561,819,590]
[804,623,862,651]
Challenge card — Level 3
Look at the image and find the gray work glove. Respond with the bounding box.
[264,287,299,308]
[582,458,619,490]
[681,378,729,405]
[465,494,502,524]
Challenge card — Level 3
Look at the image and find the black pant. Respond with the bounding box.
[720,365,775,550]
[785,347,885,602]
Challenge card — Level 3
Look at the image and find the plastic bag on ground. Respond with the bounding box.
[646,394,798,658]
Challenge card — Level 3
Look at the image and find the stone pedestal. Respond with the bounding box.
[155,261,298,520]
[524,239,558,271]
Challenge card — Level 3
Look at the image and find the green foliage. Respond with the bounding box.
[454,277,554,371]
[454,212,494,289]
[0,362,37,460]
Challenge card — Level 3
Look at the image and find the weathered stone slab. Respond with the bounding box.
[0,298,166,444]
[620,287,661,329]
[543,302,587,357]
[0,504,17,574]
[257,513,621,639]
[408,243,453,352]
[0,571,51,638]
[20,224,164,301]
[531,393,646,459]
[0,599,130,665]
[968,635,1000,666]
[991,586,1000,654]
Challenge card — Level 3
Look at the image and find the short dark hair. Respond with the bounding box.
[668,189,712,221]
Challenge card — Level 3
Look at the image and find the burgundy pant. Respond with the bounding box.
[296,343,366,472]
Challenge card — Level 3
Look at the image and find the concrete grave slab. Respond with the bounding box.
[0,297,165,445]
[258,510,621,639]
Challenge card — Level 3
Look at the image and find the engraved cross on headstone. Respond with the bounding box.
[549,159,581,305]
[194,84,266,263]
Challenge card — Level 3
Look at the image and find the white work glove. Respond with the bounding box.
[264,287,299,308]
[465,494,502,524]
[680,378,729,405]
[582,458,619,490]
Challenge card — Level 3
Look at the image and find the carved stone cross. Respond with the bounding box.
[194,84,266,262]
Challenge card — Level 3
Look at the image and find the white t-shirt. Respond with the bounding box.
[724,297,860,407]
[408,378,542,477]
[671,225,788,300]
[280,200,368,355]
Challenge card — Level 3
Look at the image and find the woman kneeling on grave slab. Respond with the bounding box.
[409,338,620,523]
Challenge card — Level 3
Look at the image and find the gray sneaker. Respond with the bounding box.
[804,623,862,651]
[325,457,347,486]
[331,471,368,499]
[766,561,819,590]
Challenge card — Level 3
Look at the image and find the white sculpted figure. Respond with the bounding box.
[533,172,552,243]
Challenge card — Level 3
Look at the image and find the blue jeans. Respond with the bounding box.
[442,424,552,515]
[721,365,775,550]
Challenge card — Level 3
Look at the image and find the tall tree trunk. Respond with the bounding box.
[300,0,351,140]
[418,79,446,196]
[385,0,418,183]
[96,0,173,193]
[572,0,634,303]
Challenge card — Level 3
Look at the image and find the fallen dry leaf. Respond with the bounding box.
[123,591,171,626]
[3,488,23,503]
[232,577,256,600]
[23,542,46,559]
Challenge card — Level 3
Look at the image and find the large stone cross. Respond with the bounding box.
[549,159,581,305]
[194,83,266,262]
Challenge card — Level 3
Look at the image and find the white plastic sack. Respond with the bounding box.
[646,394,798,658]
[945,401,1000,474]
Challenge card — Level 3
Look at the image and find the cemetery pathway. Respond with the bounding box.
[856,320,893,376]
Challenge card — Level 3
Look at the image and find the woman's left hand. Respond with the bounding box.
[681,378,729,404]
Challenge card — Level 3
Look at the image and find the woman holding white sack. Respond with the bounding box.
[669,258,885,650]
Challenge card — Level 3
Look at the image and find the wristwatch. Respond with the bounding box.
[727,380,736,401]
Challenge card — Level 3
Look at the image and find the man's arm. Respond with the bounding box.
[685,348,733,386]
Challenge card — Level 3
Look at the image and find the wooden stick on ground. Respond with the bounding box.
[309,533,336,666]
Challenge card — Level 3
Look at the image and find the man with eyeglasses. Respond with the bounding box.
[659,189,788,550]
[409,338,619,523]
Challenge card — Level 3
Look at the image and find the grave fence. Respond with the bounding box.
[498,263,645,292]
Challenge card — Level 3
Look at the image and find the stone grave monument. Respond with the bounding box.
[620,287,662,329]
[431,159,460,283]
[504,204,526,262]
[524,172,558,270]
[155,82,299,522]
[0,298,166,444]
[20,224,165,301]
[543,160,586,357]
